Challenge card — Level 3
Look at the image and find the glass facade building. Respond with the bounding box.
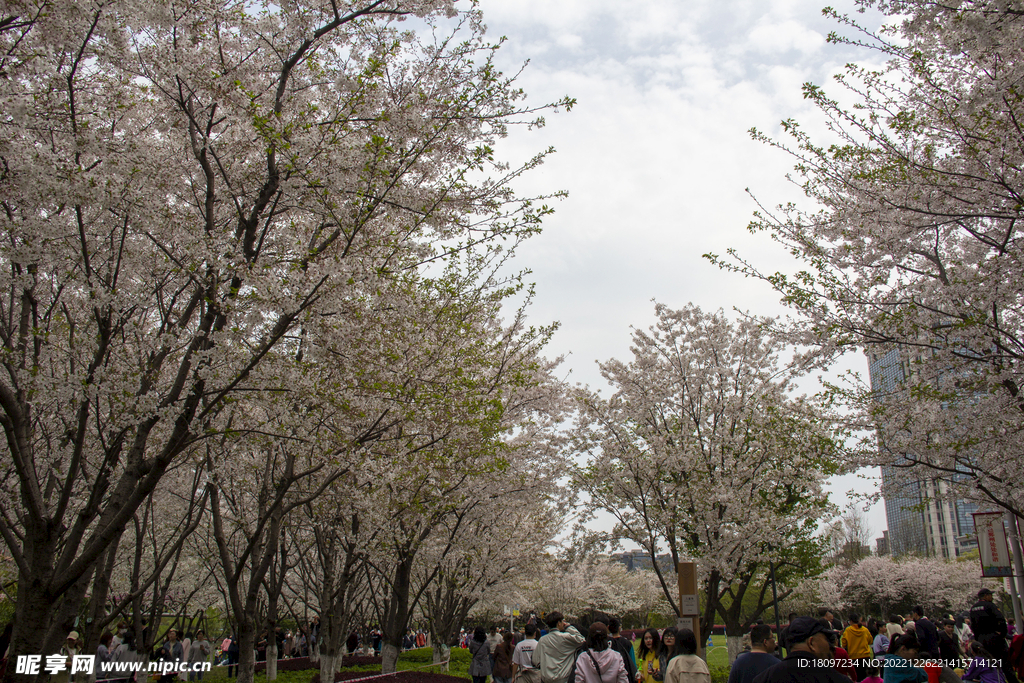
[868,348,978,559]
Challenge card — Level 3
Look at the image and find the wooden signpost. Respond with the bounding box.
[677,561,703,657]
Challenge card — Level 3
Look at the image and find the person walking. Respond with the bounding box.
[652,628,680,683]
[226,634,240,679]
[165,629,184,668]
[513,623,542,683]
[663,629,710,683]
[908,608,938,660]
[108,631,141,680]
[471,627,494,683]
[573,623,628,683]
[532,612,585,683]
[188,630,211,682]
[494,632,516,683]
[488,627,504,670]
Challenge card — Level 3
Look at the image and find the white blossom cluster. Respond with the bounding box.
[0,1,572,678]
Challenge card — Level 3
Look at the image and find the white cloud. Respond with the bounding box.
[471,0,892,536]
[746,19,826,54]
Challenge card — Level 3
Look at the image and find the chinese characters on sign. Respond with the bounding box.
[972,511,1013,577]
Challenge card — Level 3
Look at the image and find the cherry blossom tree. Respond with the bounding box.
[418,493,561,668]
[574,303,843,661]
[101,466,213,659]
[506,559,671,625]
[709,0,1024,521]
[785,554,999,619]
[0,0,570,671]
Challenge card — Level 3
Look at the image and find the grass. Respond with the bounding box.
[189,647,471,683]
[190,638,735,683]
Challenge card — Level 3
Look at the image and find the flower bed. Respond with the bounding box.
[313,672,468,683]
[255,656,383,673]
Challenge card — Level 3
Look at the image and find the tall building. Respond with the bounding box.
[875,530,889,556]
[868,348,979,559]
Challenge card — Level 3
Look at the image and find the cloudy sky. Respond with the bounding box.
[467,0,892,540]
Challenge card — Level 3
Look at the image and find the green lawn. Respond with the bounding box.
[193,640,733,683]
[193,648,471,683]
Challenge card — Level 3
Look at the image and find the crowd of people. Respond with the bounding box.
[460,611,710,683]
[460,588,1024,683]
[3,587,1023,683]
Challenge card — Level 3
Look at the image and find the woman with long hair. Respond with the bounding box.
[652,628,680,682]
[469,626,493,683]
[636,629,662,683]
[493,632,515,683]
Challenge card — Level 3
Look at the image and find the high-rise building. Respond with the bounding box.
[875,530,889,556]
[868,348,979,559]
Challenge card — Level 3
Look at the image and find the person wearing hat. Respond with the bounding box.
[970,589,1007,641]
[62,631,80,669]
[969,588,1017,683]
[573,622,628,683]
[751,617,852,683]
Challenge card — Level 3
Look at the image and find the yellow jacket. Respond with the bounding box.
[842,625,873,659]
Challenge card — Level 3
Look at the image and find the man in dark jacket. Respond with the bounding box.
[730,624,781,683]
[970,588,1017,683]
[909,607,939,659]
[752,617,852,683]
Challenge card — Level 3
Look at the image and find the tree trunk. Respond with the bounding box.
[266,640,278,681]
[431,644,450,672]
[381,643,400,676]
[318,652,339,683]
[7,576,56,683]
[726,636,744,664]
[235,625,257,683]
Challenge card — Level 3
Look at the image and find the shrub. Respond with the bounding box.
[256,655,383,674]
[709,665,730,683]
[311,672,469,683]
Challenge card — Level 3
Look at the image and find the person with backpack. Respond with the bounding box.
[532,612,585,683]
[608,619,637,683]
[573,623,628,683]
